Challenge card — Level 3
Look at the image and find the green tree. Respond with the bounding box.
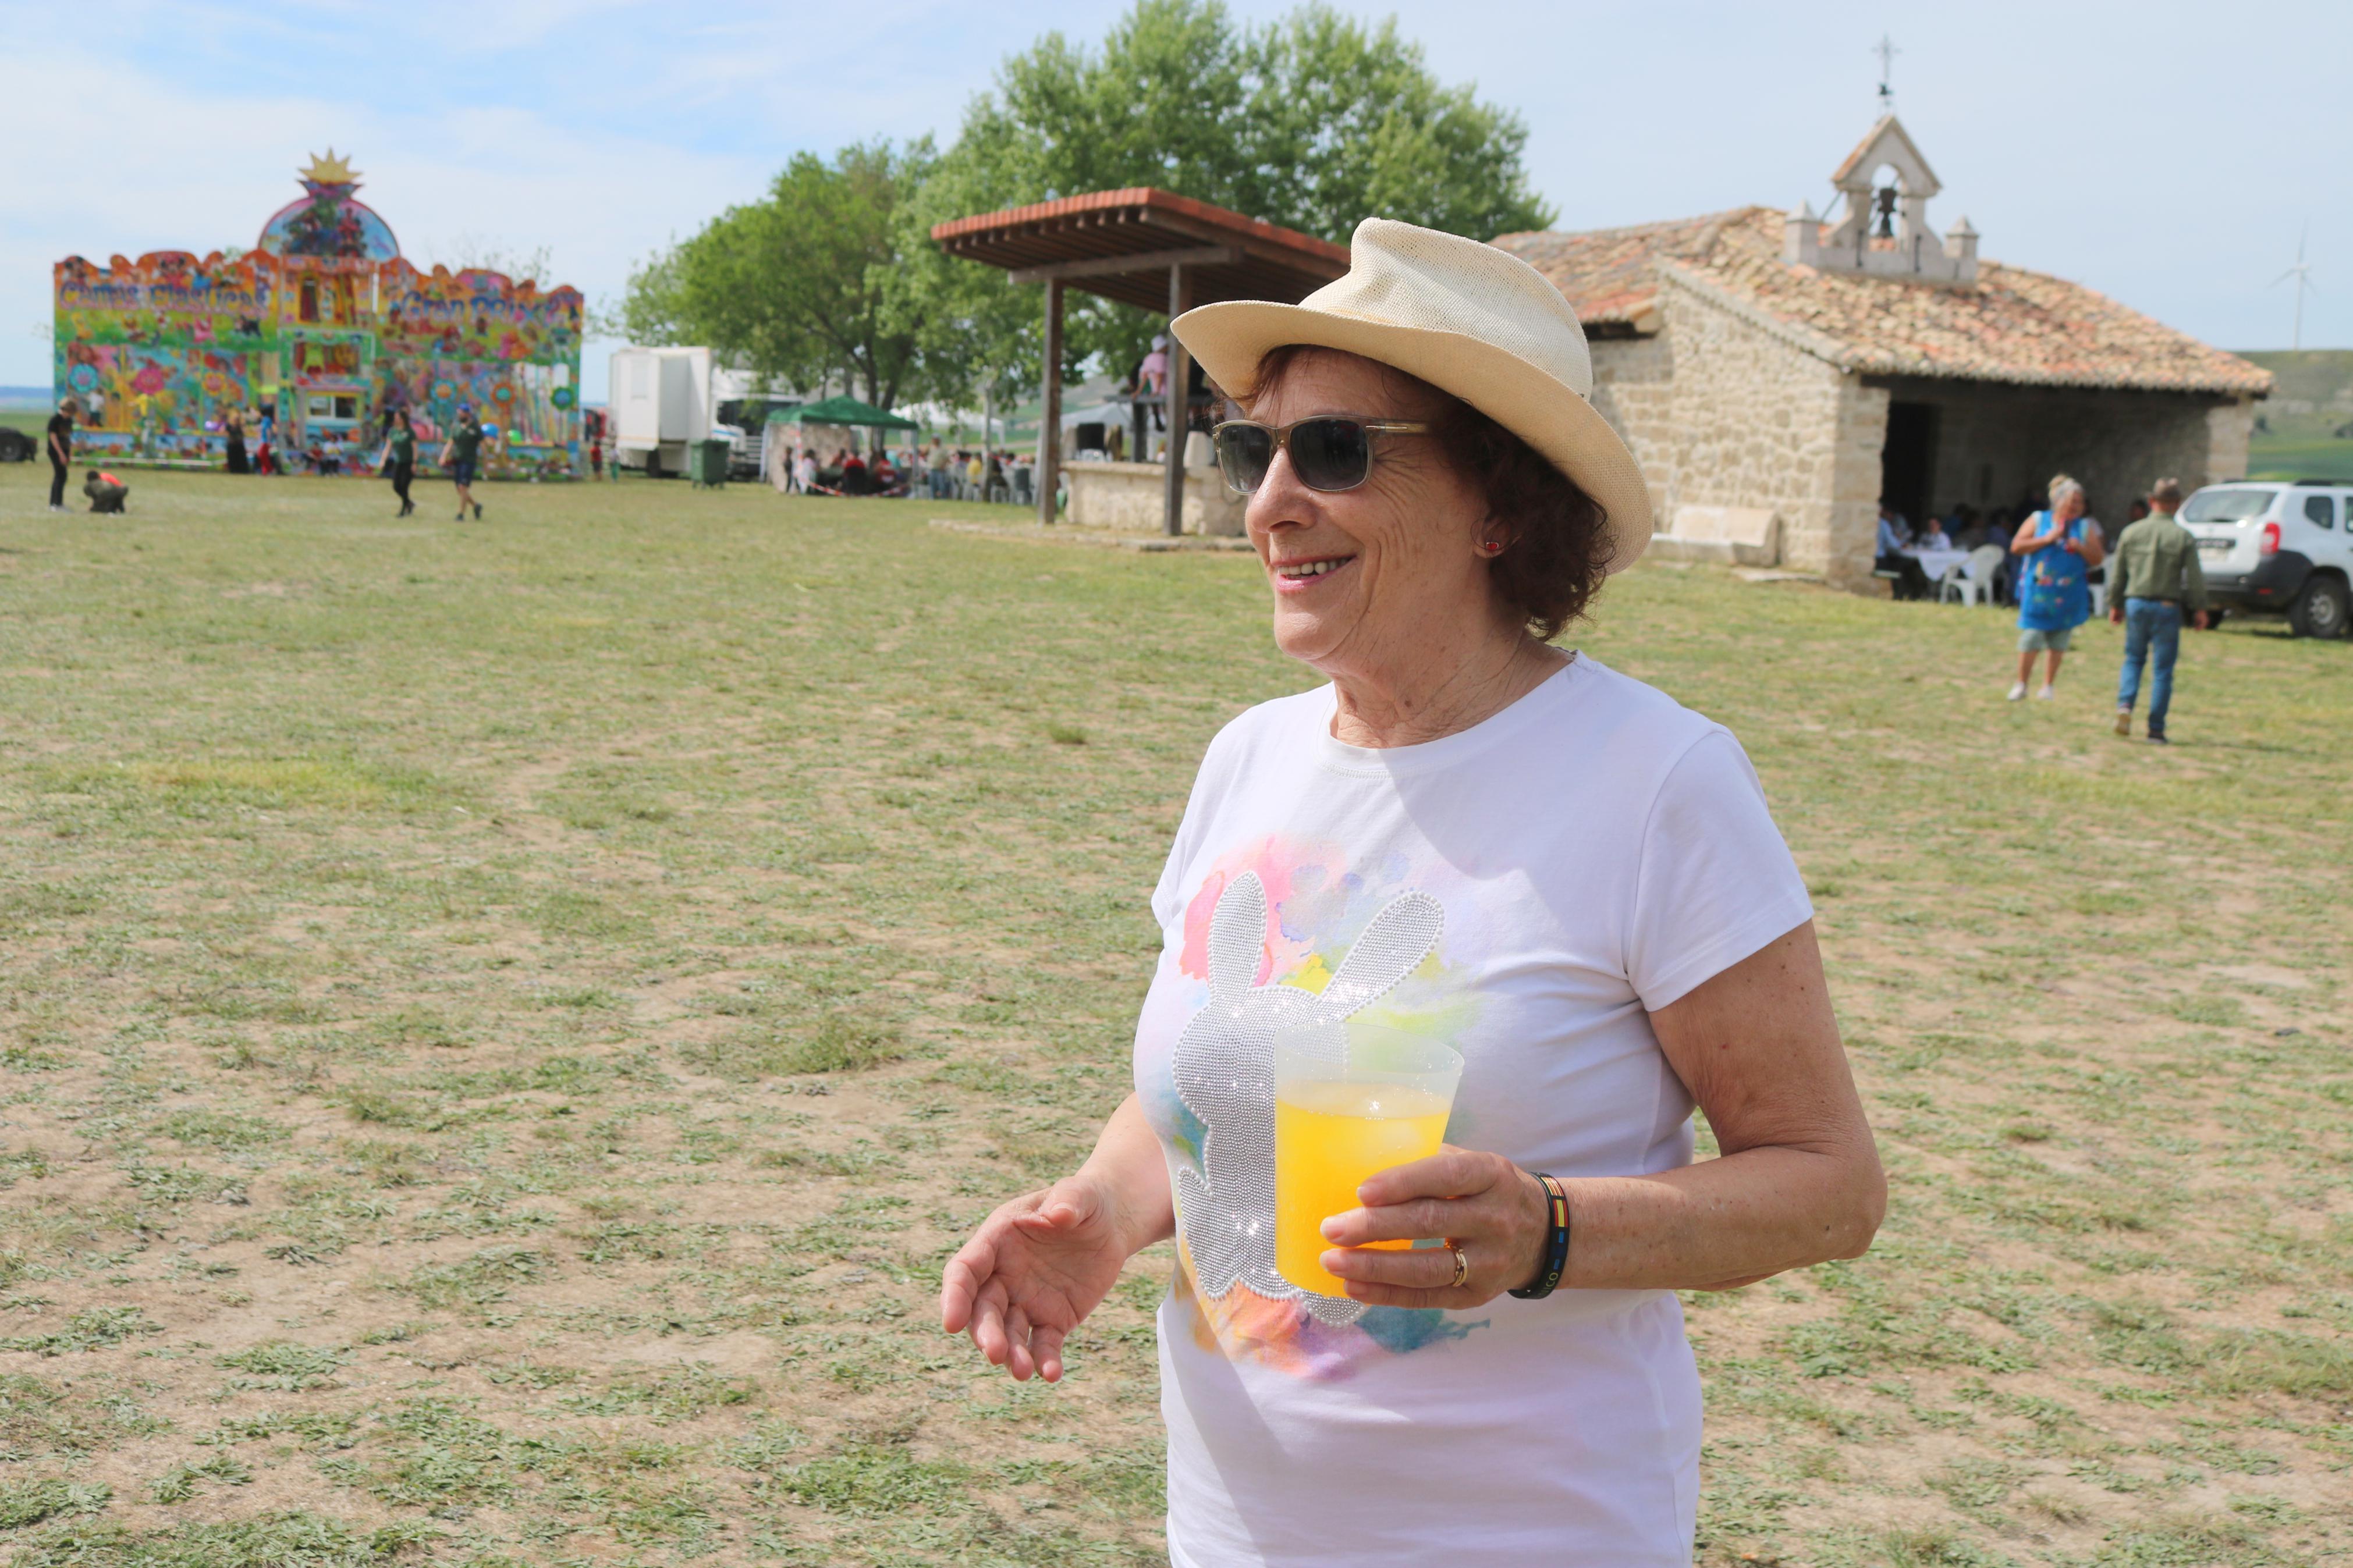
[921,0,1555,379]
[617,140,943,413]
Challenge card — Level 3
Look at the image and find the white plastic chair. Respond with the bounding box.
[1942,545,2006,607]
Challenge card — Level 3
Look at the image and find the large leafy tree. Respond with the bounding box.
[617,140,943,413]
[920,0,1556,379]
[622,4,1555,423]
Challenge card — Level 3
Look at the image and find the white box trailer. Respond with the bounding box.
[609,346,713,476]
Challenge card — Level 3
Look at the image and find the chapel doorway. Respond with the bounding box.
[1880,400,1940,527]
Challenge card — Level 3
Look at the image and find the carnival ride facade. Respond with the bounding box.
[52,152,584,477]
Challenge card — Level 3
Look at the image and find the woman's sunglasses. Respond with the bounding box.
[1211,416,1430,495]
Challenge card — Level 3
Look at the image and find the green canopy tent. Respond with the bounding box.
[768,396,922,496]
[765,395,918,431]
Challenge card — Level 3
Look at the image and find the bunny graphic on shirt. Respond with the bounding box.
[1172,871,1444,1327]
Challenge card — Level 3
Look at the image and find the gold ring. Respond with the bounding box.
[1445,1240,1468,1290]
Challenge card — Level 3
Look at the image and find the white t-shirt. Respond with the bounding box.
[1131,655,1813,1567]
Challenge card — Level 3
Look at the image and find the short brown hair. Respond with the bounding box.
[1252,346,1611,639]
[2150,477,2184,507]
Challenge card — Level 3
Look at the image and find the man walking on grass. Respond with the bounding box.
[2108,477,2209,744]
[441,404,485,521]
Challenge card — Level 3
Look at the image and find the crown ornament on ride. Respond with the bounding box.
[298,150,361,197]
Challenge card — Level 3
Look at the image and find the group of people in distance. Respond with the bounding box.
[41,391,486,523]
[1873,493,2046,601]
[781,444,907,497]
[2011,473,2209,743]
[778,440,1028,503]
[372,406,485,521]
[1875,469,2211,739]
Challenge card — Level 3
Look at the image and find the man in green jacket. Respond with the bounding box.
[2107,477,2209,744]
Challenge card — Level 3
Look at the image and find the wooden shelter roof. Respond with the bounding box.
[930,188,1349,311]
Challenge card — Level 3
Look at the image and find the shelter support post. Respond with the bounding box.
[1039,278,1063,527]
[1163,264,1191,537]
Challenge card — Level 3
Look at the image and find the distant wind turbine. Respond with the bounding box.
[2270,227,2317,351]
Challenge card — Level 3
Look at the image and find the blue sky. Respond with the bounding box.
[3,0,2345,398]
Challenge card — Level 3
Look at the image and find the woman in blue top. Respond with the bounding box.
[2008,475,2104,701]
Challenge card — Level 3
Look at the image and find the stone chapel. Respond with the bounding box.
[1493,115,2272,588]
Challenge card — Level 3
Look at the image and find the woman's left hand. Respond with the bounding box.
[1314,1147,1549,1310]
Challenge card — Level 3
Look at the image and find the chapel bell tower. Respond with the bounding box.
[1784,115,1979,285]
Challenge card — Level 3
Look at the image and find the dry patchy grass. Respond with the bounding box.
[1,470,2347,1566]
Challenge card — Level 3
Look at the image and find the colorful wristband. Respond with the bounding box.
[1508,1172,1570,1300]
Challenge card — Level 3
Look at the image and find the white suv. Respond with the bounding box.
[2180,480,2353,638]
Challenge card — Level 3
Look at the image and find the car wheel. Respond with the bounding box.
[2287,575,2350,639]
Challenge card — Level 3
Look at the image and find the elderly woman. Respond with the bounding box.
[941,220,1884,1566]
[2008,474,2104,701]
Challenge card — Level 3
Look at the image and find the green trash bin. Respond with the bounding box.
[686,438,731,489]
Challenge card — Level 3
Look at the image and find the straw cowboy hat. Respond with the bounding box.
[1172,216,1652,568]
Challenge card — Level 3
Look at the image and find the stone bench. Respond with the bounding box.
[1063,458,1244,536]
[1646,505,1780,567]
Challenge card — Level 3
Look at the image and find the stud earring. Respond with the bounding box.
[1479,539,1504,556]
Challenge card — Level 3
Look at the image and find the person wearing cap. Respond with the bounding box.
[942,219,1883,1566]
[2106,477,2208,743]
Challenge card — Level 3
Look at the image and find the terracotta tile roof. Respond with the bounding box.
[1494,207,2272,397]
[1492,211,1745,326]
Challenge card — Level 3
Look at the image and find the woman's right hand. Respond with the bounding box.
[940,1174,1132,1383]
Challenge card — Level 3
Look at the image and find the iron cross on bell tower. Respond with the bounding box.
[1869,36,1903,238]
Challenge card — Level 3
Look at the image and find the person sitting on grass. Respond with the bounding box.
[83,469,129,513]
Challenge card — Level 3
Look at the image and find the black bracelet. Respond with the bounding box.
[1509,1171,1570,1299]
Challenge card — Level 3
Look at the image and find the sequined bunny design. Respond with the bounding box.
[1172,871,1443,1326]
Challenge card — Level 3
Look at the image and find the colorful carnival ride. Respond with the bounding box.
[52,152,584,477]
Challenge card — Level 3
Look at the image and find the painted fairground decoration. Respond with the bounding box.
[52,151,583,477]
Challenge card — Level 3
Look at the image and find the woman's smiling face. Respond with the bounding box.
[1243,349,1500,676]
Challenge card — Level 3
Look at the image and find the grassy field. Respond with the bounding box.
[2241,349,2353,479]
[2246,435,2353,482]
[1,470,2347,1568]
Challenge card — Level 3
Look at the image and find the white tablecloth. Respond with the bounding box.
[1905,547,1972,581]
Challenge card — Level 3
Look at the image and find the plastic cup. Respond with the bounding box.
[1272,1022,1464,1297]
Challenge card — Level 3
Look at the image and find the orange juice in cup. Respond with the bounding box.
[1273,1025,1463,1297]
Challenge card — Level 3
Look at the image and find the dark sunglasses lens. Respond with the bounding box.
[1290,418,1373,491]
[1215,425,1275,492]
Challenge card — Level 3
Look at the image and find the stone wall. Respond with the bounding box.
[1063,460,1244,535]
[1587,332,1678,527]
[1827,376,1891,588]
[1658,280,1861,582]
[1874,377,2258,528]
[1578,289,2259,593]
[2198,399,2257,489]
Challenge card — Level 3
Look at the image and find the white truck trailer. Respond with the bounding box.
[608,346,715,477]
